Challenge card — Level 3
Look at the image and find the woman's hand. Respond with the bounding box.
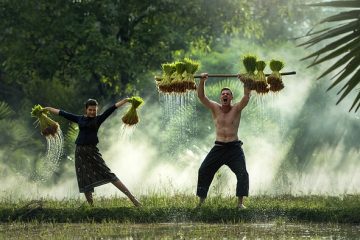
[115,98,129,108]
[44,107,60,115]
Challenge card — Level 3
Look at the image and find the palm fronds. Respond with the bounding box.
[0,101,14,120]
[64,123,78,152]
[301,1,360,112]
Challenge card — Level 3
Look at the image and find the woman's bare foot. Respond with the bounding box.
[131,196,142,207]
[238,204,246,209]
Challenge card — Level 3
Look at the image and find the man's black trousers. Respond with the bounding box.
[196,140,249,198]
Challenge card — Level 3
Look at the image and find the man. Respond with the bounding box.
[196,72,250,208]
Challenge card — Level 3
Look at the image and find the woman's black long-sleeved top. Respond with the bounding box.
[59,105,117,145]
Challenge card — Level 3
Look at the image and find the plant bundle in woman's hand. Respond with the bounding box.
[31,104,60,137]
[122,97,144,126]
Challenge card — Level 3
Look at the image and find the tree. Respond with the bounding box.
[0,0,259,181]
[0,0,258,102]
[300,0,360,112]
[0,0,328,183]
[0,0,322,107]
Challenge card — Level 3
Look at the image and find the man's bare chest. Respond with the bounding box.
[214,111,240,125]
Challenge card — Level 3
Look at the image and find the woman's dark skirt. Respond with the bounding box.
[75,145,119,193]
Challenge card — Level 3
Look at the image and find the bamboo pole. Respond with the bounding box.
[155,71,296,81]
[194,71,296,78]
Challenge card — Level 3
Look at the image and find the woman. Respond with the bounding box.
[45,98,141,206]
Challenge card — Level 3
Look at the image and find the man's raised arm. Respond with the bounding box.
[234,80,251,111]
[197,73,218,109]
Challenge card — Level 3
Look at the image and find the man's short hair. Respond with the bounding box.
[85,99,98,109]
[220,87,233,96]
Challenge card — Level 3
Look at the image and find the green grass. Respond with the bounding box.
[0,194,359,223]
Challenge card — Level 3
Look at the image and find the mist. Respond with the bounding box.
[1,37,359,201]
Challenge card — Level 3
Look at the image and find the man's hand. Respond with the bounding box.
[237,74,244,84]
[244,85,251,97]
[197,72,217,109]
[200,73,209,81]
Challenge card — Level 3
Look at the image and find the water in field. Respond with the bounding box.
[159,92,197,155]
[1,222,359,239]
[119,123,137,141]
[28,130,64,182]
[44,130,64,173]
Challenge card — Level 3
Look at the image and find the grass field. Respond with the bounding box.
[0,194,359,223]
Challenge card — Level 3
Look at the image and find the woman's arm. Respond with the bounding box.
[115,98,129,108]
[44,107,60,115]
[97,98,129,125]
[45,106,80,123]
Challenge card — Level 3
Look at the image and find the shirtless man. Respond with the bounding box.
[196,73,250,208]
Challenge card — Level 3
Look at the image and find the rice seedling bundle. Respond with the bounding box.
[31,104,60,137]
[156,58,199,94]
[171,61,187,93]
[254,60,269,94]
[268,59,285,92]
[157,63,176,93]
[183,58,199,91]
[122,96,144,126]
[240,55,257,90]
